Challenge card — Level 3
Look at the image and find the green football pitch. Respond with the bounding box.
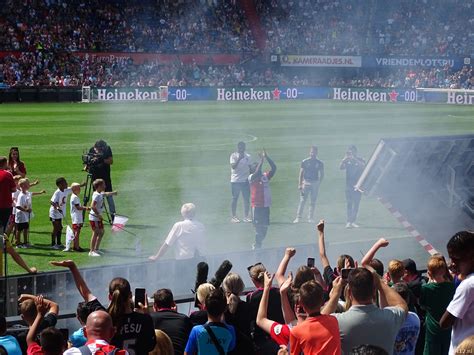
[1,100,473,275]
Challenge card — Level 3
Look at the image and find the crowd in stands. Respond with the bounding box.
[1,226,473,355]
[2,0,470,57]
[0,0,255,53]
[256,0,472,57]
[1,50,472,89]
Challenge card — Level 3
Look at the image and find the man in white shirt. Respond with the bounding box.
[440,231,474,355]
[230,141,252,223]
[148,203,204,261]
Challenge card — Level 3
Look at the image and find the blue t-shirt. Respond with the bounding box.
[184,322,236,355]
[0,334,22,355]
[69,327,87,348]
[394,311,420,355]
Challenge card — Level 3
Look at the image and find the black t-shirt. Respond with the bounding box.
[301,158,324,182]
[246,288,284,343]
[111,312,156,355]
[17,312,58,354]
[342,157,365,188]
[88,145,113,190]
[150,310,192,355]
[189,310,208,326]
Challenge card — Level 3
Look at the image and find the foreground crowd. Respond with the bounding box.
[1,227,473,355]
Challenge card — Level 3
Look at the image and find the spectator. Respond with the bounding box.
[222,272,255,354]
[392,283,420,355]
[0,156,16,235]
[17,294,59,354]
[184,289,236,355]
[26,296,65,355]
[64,310,128,354]
[440,231,474,354]
[324,267,408,354]
[246,262,284,354]
[388,260,406,285]
[150,330,174,355]
[150,288,192,355]
[0,315,21,355]
[190,283,215,326]
[289,280,341,355]
[419,254,455,355]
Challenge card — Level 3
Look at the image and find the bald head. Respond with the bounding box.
[85,311,115,342]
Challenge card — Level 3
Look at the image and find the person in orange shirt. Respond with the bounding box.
[289,280,341,355]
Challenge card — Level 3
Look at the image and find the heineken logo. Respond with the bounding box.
[333,88,399,102]
[217,88,281,101]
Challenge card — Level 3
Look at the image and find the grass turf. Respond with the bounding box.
[1,100,472,275]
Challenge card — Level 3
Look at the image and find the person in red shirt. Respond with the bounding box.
[0,156,16,234]
[26,295,65,355]
[249,149,276,250]
[290,280,341,355]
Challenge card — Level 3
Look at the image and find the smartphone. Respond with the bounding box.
[59,328,69,343]
[134,288,146,308]
[307,257,315,268]
[341,268,351,279]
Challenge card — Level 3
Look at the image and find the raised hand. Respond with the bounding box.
[317,219,325,233]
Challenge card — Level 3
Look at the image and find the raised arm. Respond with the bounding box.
[321,277,344,315]
[370,266,408,313]
[256,272,276,334]
[26,296,47,347]
[317,220,330,269]
[275,248,296,287]
[361,238,389,267]
[50,260,96,302]
[18,294,59,316]
[265,154,277,179]
[280,273,296,324]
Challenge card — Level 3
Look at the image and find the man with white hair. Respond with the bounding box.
[149,203,205,261]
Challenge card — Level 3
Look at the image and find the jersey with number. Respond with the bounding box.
[89,191,104,222]
[49,188,71,219]
[15,191,31,223]
[70,193,83,224]
[110,312,156,355]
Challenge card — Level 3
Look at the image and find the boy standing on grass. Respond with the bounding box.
[88,179,117,257]
[68,182,89,252]
[5,175,40,238]
[49,177,71,250]
[15,178,46,248]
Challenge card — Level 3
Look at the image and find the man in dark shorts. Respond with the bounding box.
[293,146,324,223]
[249,150,276,250]
[87,140,115,218]
[0,156,16,234]
[340,145,365,228]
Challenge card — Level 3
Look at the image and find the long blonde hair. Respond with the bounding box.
[149,330,174,355]
[222,272,245,314]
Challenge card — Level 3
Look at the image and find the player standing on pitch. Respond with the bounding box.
[340,145,365,228]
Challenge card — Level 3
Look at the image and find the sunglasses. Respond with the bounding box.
[247,262,263,272]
